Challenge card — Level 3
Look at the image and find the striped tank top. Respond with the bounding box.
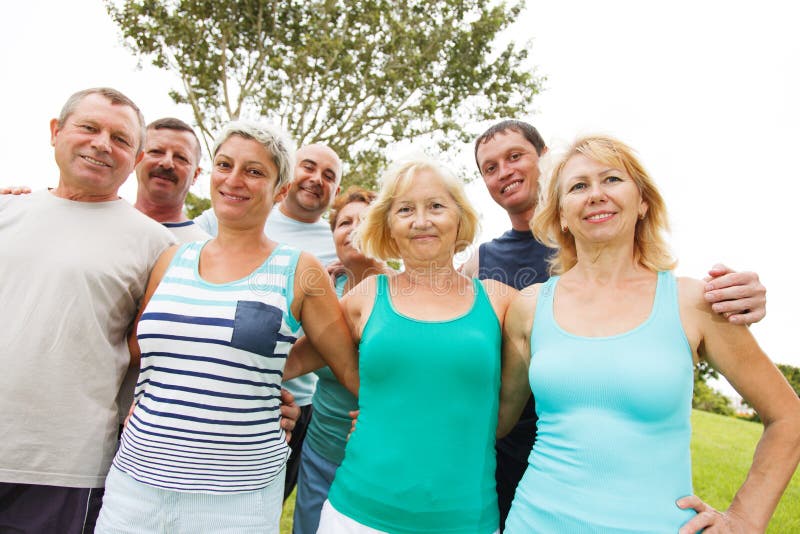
[113,241,302,493]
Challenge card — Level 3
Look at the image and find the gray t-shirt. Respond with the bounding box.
[0,190,174,488]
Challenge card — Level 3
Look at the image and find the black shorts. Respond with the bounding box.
[0,482,103,534]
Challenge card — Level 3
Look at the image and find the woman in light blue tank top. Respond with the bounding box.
[499,135,800,533]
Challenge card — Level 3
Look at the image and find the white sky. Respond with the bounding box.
[1,1,798,379]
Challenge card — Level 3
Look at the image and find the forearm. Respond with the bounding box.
[284,337,326,381]
[727,414,800,530]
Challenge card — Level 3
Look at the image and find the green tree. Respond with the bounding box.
[184,190,211,219]
[693,360,734,416]
[106,0,542,190]
[777,363,800,397]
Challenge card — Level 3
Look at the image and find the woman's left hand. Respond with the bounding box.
[676,496,756,534]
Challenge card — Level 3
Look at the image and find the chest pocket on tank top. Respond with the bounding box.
[231,300,283,357]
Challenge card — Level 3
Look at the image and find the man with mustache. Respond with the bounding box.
[133,117,210,241]
[195,143,343,500]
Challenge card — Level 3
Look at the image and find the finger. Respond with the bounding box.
[726,309,766,326]
[285,430,292,444]
[704,272,753,292]
[710,296,761,315]
[678,511,718,534]
[676,495,705,511]
[705,284,762,304]
[280,387,295,404]
[706,263,731,279]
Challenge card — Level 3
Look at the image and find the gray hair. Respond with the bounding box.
[58,87,146,153]
[212,120,296,189]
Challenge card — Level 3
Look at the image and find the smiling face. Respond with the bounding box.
[136,127,201,208]
[210,135,282,229]
[558,153,647,246]
[333,200,370,267]
[50,93,141,199]
[282,144,341,222]
[388,171,461,265]
[476,129,544,216]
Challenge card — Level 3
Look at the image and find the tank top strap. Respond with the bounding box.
[651,270,683,331]
[531,275,559,344]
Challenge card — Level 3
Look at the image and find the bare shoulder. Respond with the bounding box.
[459,246,479,278]
[506,282,542,332]
[677,276,717,320]
[480,278,518,325]
[342,273,383,340]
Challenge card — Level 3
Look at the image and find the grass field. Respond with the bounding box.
[279,409,799,533]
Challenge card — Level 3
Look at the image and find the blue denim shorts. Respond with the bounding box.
[95,465,285,534]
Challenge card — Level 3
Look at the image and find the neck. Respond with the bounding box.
[134,195,187,223]
[399,261,460,288]
[51,183,119,203]
[570,239,643,283]
[279,202,322,224]
[215,221,271,252]
[508,207,534,232]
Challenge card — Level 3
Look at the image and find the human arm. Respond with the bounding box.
[127,245,180,367]
[677,278,800,533]
[283,336,327,380]
[279,388,300,443]
[291,252,360,397]
[704,263,766,325]
[497,285,537,438]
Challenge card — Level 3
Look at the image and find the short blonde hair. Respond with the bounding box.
[357,159,479,261]
[532,135,676,274]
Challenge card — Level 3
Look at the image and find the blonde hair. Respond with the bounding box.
[532,134,676,274]
[356,159,479,261]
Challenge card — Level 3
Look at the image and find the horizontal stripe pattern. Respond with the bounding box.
[113,241,302,493]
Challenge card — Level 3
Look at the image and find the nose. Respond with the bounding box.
[226,166,246,187]
[160,152,175,169]
[588,182,606,203]
[90,130,112,153]
[412,209,429,228]
[498,160,513,179]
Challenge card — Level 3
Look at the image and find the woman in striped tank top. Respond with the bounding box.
[95,121,359,534]
[500,135,800,533]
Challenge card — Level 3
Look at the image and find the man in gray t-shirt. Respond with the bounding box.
[0,88,174,534]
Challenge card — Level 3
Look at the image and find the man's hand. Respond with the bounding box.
[704,264,766,325]
[0,185,32,195]
[280,388,300,443]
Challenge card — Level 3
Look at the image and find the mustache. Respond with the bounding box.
[149,166,179,183]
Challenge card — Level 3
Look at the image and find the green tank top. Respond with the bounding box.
[328,274,501,533]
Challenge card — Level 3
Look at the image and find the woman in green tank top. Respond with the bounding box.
[315,159,516,534]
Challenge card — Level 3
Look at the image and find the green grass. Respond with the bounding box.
[691,409,799,533]
[279,410,799,533]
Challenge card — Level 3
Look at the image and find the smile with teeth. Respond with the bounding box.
[82,155,110,167]
[501,180,523,194]
[585,212,615,222]
[219,191,250,201]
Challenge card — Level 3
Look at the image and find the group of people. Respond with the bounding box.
[0,86,797,534]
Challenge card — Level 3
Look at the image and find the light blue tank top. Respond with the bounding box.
[506,271,697,532]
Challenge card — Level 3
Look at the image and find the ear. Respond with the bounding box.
[639,199,649,220]
[191,166,202,185]
[134,151,145,167]
[49,118,60,147]
[541,145,549,156]
[274,182,290,203]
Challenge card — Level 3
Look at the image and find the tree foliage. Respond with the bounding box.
[693,360,734,417]
[777,363,800,397]
[185,190,211,219]
[106,0,543,189]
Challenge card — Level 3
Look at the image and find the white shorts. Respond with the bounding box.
[316,499,500,534]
